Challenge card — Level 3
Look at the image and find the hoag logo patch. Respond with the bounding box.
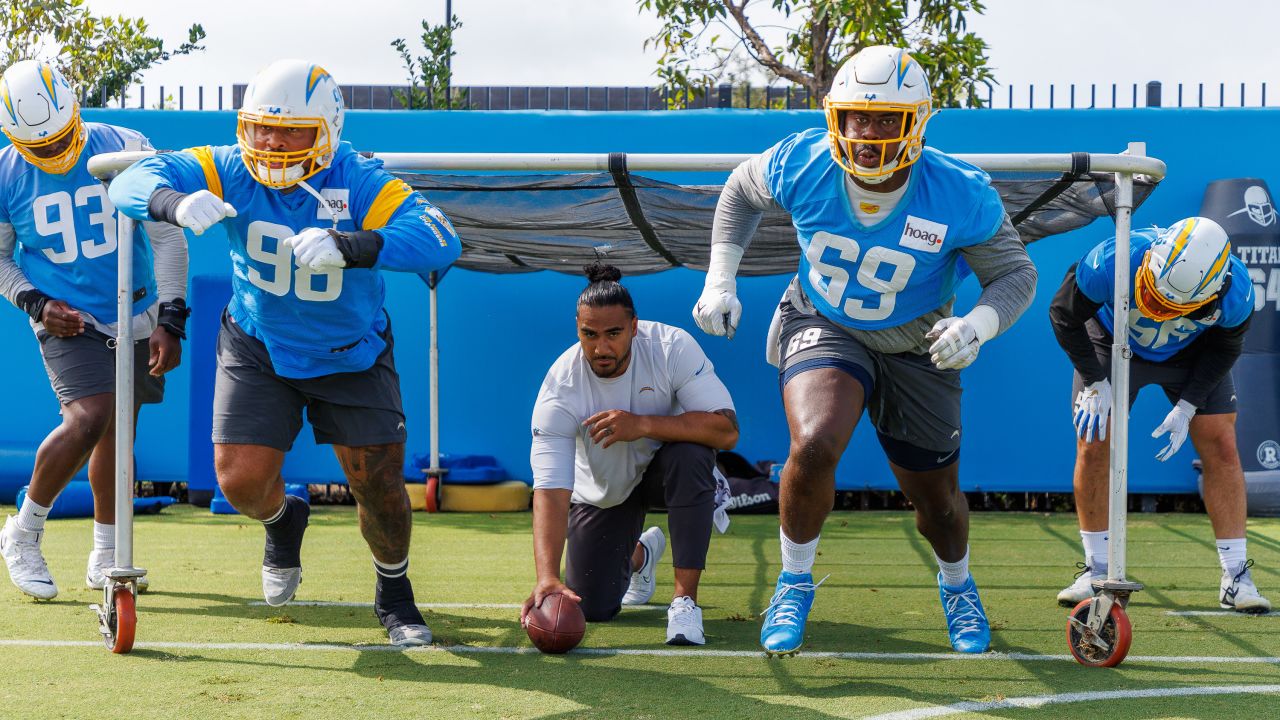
[899,215,947,253]
[317,188,352,221]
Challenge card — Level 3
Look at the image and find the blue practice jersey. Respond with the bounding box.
[764,128,1006,330]
[0,122,157,322]
[109,142,461,378]
[1076,229,1254,361]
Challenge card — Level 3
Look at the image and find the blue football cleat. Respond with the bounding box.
[760,571,827,656]
[938,573,991,653]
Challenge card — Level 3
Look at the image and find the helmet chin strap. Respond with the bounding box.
[295,178,342,229]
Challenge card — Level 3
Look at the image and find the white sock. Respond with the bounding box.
[935,548,970,588]
[16,497,52,534]
[94,522,115,552]
[373,556,409,579]
[780,529,819,575]
[1216,537,1247,573]
[1081,530,1109,573]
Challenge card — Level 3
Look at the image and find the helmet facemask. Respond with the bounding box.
[824,100,931,183]
[5,108,86,174]
[236,112,333,189]
[1134,251,1215,322]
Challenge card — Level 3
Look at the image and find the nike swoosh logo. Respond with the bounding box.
[32,513,46,518]
[935,450,958,464]
[694,361,707,376]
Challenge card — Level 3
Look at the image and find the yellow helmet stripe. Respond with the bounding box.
[1193,243,1233,296]
[1162,218,1197,270]
[305,65,329,104]
[39,64,57,104]
[0,81,15,124]
[896,52,914,89]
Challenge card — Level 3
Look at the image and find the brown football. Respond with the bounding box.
[524,592,586,654]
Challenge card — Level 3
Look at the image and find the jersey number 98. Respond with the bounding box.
[246,221,342,301]
[805,231,916,322]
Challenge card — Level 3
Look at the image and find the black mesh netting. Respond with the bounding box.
[396,169,1157,277]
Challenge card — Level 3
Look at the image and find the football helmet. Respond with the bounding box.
[237,59,345,188]
[1135,217,1232,322]
[823,45,933,183]
[0,60,86,174]
[1245,185,1275,227]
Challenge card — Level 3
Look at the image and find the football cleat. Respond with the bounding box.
[86,548,149,592]
[261,496,309,606]
[622,526,666,606]
[376,575,432,646]
[939,573,991,654]
[1057,562,1103,607]
[0,516,57,600]
[1221,559,1271,614]
[666,595,705,646]
[760,571,827,656]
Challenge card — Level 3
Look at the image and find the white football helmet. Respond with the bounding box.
[1245,185,1275,227]
[1135,217,1233,322]
[0,60,86,174]
[237,59,345,188]
[823,46,934,183]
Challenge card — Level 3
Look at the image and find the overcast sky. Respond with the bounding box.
[85,0,1278,107]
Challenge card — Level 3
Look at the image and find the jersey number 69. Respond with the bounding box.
[805,231,916,322]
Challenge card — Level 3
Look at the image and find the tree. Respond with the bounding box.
[0,0,205,107]
[391,15,464,110]
[636,0,994,109]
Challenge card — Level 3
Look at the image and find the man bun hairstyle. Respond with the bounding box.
[578,262,635,317]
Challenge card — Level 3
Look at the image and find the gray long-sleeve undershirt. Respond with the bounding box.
[0,218,188,337]
[713,153,1038,355]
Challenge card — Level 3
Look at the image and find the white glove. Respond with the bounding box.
[1073,379,1113,443]
[926,316,980,369]
[692,243,745,339]
[693,286,742,339]
[925,305,1000,370]
[1153,400,1196,462]
[283,227,346,271]
[175,190,236,235]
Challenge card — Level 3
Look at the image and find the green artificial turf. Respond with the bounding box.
[0,504,1277,719]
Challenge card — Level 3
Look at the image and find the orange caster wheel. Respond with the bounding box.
[424,474,441,513]
[1066,597,1132,667]
[109,585,137,654]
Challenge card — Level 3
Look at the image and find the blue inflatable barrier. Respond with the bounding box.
[406,452,510,485]
[16,481,176,519]
[210,483,311,515]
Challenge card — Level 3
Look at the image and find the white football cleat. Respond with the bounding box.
[262,566,302,607]
[666,595,705,646]
[0,516,57,600]
[622,526,665,606]
[388,623,433,647]
[1056,563,1103,607]
[85,548,149,593]
[1221,560,1271,614]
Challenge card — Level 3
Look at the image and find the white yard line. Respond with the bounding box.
[1164,610,1274,616]
[2,639,1279,664]
[862,684,1280,720]
[245,601,665,610]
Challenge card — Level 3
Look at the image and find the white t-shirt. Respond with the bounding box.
[530,320,735,508]
[844,172,909,225]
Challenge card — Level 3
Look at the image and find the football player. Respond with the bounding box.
[0,60,188,599]
[108,59,461,645]
[692,46,1037,655]
[522,263,738,646]
[1052,216,1270,613]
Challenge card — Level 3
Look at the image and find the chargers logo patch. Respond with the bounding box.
[899,215,947,253]
[318,189,352,221]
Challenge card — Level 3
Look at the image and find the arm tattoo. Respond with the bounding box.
[714,409,739,432]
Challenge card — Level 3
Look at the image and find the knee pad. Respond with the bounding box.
[876,431,959,472]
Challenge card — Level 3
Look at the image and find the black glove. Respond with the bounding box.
[328,229,384,269]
